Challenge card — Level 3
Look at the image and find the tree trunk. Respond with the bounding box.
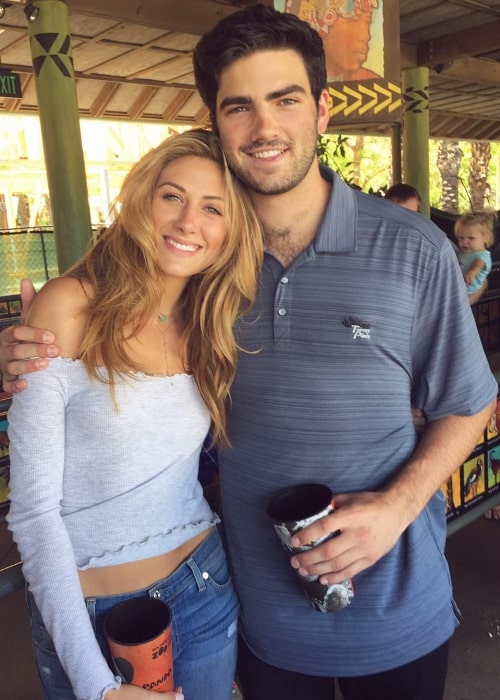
[437,140,463,213]
[351,135,363,187]
[469,141,491,211]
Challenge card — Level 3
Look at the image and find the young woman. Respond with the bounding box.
[6,129,263,700]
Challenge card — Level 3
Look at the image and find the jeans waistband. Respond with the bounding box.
[85,526,222,608]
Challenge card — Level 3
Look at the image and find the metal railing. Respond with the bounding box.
[0,227,58,295]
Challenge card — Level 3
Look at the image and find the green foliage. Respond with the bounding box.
[318,133,500,212]
[317,133,353,182]
[317,132,390,196]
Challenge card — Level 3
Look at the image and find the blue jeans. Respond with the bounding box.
[28,528,239,700]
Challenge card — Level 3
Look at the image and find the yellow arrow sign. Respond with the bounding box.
[358,84,378,115]
[328,86,348,116]
[328,81,401,120]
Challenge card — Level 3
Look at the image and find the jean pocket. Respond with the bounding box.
[188,539,233,593]
[27,594,59,657]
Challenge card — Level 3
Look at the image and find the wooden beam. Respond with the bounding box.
[64,0,238,35]
[430,57,500,86]
[401,42,417,70]
[161,88,193,122]
[417,19,500,66]
[88,82,123,117]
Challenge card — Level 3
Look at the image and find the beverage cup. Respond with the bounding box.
[103,597,174,692]
[267,482,354,612]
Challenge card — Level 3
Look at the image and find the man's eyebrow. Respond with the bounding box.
[219,84,307,111]
[267,84,307,101]
[219,95,252,111]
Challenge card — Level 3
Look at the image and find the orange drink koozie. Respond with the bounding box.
[104,597,174,692]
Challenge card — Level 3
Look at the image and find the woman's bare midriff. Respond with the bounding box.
[78,528,213,597]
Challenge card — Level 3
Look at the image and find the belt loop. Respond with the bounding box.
[187,556,207,592]
[85,597,97,632]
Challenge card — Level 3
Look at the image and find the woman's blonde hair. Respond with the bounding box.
[67,129,263,445]
[454,211,496,249]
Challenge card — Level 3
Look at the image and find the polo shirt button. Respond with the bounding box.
[278,308,287,316]
[202,571,209,580]
[281,277,289,284]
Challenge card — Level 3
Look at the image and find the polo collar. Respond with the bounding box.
[314,165,358,253]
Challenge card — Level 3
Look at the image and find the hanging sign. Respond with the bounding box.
[277,0,401,127]
[0,71,22,98]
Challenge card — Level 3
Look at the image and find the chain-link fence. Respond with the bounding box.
[0,228,58,296]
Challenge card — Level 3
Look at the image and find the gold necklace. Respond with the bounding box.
[154,314,174,386]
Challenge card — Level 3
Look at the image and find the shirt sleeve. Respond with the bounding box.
[6,361,121,700]
[411,238,497,420]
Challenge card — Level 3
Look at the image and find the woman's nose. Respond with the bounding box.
[175,204,196,233]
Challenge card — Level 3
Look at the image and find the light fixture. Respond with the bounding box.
[0,3,12,20]
[23,1,38,22]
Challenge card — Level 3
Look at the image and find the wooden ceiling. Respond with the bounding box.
[0,0,500,140]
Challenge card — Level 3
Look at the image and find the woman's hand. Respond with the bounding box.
[105,685,184,699]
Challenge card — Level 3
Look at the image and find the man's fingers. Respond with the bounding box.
[7,325,56,345]
[8,342,57,361]
[19,278,36,324]
[1,377,28,394]
[7,358,50,375]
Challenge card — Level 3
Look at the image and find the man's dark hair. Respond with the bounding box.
[385,183,421,205]
[193,4,327,122]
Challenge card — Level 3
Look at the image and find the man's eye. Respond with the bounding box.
[227,105,248,114]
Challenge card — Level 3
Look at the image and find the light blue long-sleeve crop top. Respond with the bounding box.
[7,358,217,700]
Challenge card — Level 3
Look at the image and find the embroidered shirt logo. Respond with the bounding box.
[342,316,371,340]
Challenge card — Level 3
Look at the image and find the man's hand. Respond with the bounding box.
[289,491,404,584]
[0,279,60,393]
[289,403,495,584]
[411,405,427,434]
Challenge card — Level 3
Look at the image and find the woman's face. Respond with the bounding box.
[151,155,228,281]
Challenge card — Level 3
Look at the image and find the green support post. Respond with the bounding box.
[402,67,430,217]
[27,0,92,273]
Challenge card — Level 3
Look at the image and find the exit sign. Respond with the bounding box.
[0,71,22,98]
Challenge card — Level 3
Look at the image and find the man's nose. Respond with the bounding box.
[250,105,278,140]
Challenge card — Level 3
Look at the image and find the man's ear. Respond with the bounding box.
[317,89,331,134]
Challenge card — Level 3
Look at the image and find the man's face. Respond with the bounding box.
[215,49,330,196]
[323,10,372,77]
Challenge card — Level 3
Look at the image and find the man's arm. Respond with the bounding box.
[0,279,60,393]
[289,401,495,584]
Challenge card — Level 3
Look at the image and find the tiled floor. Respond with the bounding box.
[1,514,499,699]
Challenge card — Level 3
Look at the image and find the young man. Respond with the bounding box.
[385,183,422,212]
[1,6,497,700]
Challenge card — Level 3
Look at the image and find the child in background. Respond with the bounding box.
[454,211,495,304]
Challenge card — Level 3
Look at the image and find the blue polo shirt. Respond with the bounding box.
[218,167,497,676]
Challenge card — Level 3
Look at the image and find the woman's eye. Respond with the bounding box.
[164,193,181,202]
[206,206,222,216]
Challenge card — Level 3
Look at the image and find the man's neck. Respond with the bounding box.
[252,168,332,268]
